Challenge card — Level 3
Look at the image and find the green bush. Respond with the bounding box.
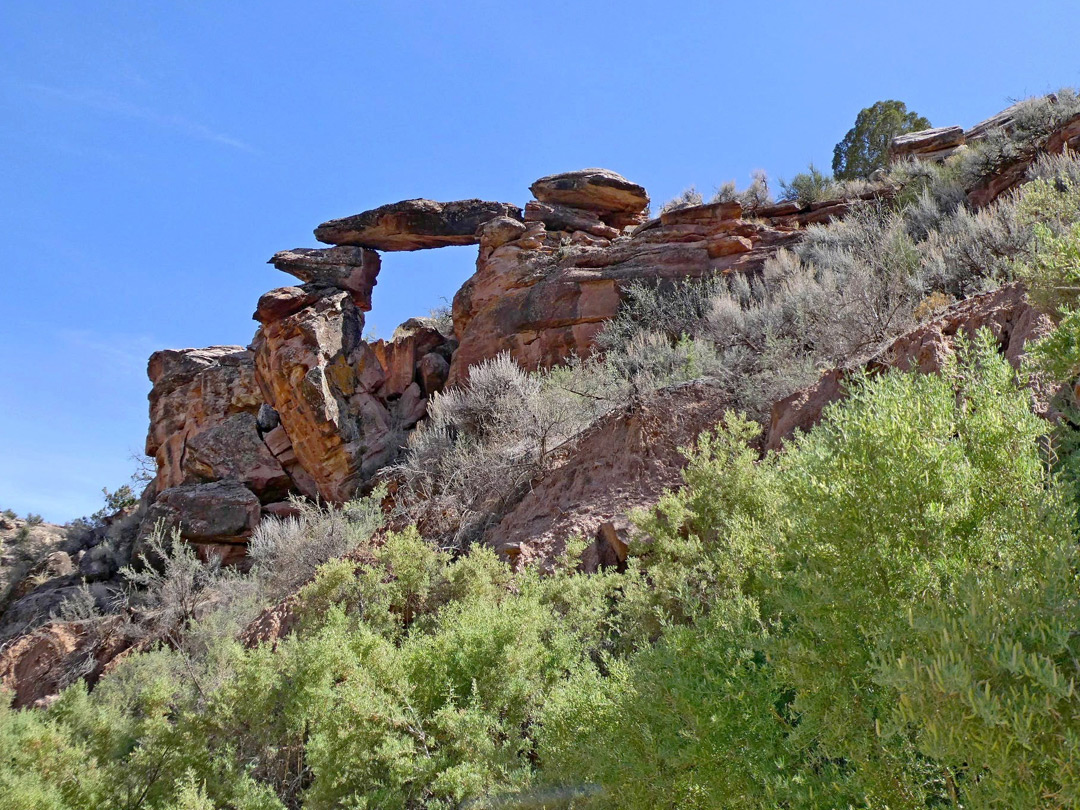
[778,162,837,206]
[538,331,1074,809]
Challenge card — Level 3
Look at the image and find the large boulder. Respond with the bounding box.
[314,199,522,251]
[269,246,380,310]
[182,412,293,502]
[529,168,649,218]
[145,346,266,495]
[890,125,966,163]
[140,480,261,564]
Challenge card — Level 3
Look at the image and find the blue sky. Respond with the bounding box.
[1,1,1078,522]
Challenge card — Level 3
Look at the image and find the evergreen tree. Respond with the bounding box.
[833,100,930,179]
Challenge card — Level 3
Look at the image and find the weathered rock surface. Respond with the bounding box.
[765,283,1055,451]
[146,347,265,495]
[270,246,380,309]
[530,168,649,219]
[0,618,134,708]
[141,480,261,561]
[314,198,522,251]
[447,196,832,384]
[252,287,390,502]
[890,125,966,162]
[525,200,620,239]
[487,381,733,568]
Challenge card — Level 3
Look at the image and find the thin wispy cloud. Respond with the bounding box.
[20,81,255,152]
[58,328,164,376]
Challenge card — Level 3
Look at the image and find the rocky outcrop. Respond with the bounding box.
[890,98,1080,208]
[251,287,391,502]
[764,283,1055,451]
[146,347,266,494]
[140,479,262,564]
[314,199,522,251]
[486,380,733,569]
[446,188,861,384]
[0,618,134,708]
[530,168,649,229]
[967,112,1080,208]
[138,96,1061,563]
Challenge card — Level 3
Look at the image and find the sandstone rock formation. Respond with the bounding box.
[0,618,133,708]
[530,168,649,229]
[314,198,522,251]
[447,190,862,384]
[136,96,1069,560]
[889,125,967,163]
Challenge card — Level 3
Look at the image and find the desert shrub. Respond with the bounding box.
[597,275,725,350]
[121,525,226,642]
[0,696,107,809]
[1,508,16,520]
[394,353,624,547]
[954,88,1080,187]
[248,493,385,602]
[778,162,837,206]
[1018,221,1080,381]
[658,185,704,214]
[879,536,1080,809]
[711,179,737,203]
[710,170,773,211]
[738,169,773,211]
[25,513,43,526]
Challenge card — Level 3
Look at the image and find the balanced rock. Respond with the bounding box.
[529,168,649,218]
[270,246,380,310]
[314,198,522,251]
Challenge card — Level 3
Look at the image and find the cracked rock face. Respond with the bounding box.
[145,346,267,496]
[314,198,522,251]
[251,287,390,503]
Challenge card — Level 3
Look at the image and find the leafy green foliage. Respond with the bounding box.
[538,333,1076,809]
[779,162,837,205]
[833,99,931,180]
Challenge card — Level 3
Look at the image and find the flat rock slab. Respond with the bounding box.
[891,126,966,159]
[270,246,380,309]
[314,198,522,251]
[530,168,649,215]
